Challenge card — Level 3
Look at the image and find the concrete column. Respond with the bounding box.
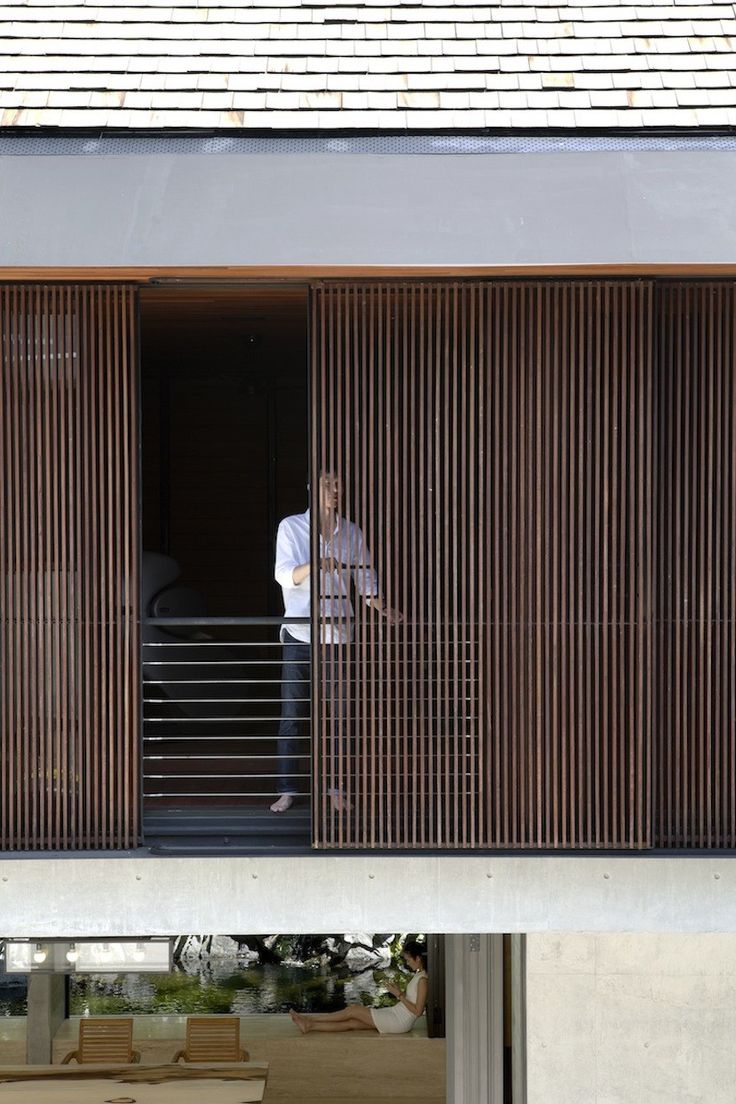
[445,934,504,1104]
[26,974,67,1064]
[509,934,527,1104]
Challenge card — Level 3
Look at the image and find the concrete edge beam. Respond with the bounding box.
[1,855,735,936]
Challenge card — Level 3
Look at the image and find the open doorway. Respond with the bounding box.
[139,285,310,846]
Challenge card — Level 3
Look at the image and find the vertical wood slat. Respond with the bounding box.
[656,283,736,849]
[0,283,139,850]
[311,280,654,849]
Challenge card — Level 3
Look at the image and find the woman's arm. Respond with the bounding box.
[387,976,428,1018]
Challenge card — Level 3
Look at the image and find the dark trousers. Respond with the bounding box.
[277,631,348,795]
[277,632,311,795]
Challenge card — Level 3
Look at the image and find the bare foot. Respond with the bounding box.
[271,794,294,814]
[289,1009,308,1034]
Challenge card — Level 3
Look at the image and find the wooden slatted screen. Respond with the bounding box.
[311,281,654,849]
[656,282,736,848]
[0,285,140,849]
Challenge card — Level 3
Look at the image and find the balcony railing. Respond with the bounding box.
[142,617,311,845]
[142,614,483,850]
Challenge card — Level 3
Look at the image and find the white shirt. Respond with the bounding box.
[274,508,379,644]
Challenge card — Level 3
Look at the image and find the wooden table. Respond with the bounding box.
[0,1063,269,1103]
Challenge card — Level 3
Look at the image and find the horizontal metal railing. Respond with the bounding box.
[142,616,481,842]
[142,617,311,814]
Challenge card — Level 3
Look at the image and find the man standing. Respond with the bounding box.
[271,471,398,814]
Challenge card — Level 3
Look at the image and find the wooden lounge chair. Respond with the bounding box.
[172,1016,249,1063]
[61,1017,141,1064]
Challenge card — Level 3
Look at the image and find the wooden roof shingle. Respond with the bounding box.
[1,0,734,128]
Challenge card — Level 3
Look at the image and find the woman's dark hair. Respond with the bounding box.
[403,939,428,970]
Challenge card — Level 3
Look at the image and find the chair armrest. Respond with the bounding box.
[131,1050,141,1064]
[171,1049,186,1063]
[60,1051,78,1065]
[239,1049,250,1062]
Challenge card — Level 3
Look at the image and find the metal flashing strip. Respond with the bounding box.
[1,131,736,157]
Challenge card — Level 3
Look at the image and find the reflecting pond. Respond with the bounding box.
[1,961,400,1017]
[0,986,25,1017]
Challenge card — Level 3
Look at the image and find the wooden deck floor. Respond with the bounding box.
[0,1015,446,1104]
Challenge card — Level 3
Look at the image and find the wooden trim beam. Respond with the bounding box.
[2,265,736,284]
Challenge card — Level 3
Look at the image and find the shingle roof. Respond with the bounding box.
[1,0,735,129]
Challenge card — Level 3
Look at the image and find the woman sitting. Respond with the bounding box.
[289,940,428,1035]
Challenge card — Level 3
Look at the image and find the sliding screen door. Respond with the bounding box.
[0,285,139,849]
[657,283,736,848]
[311,281,654,849]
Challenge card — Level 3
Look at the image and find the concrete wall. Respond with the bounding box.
[526,933,736,1104]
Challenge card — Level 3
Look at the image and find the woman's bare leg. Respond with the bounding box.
[302,1018,375,1033]
[292,1008,353,1023]
[290,1004,368,1025]
[290,1005,376,1033]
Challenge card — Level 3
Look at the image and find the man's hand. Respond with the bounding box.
[382,607,404,626]
[320,556,345,572]
[368,596,404,625]
[292,558,346,585]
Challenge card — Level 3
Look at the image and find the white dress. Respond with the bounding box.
[370,970,428,1035]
